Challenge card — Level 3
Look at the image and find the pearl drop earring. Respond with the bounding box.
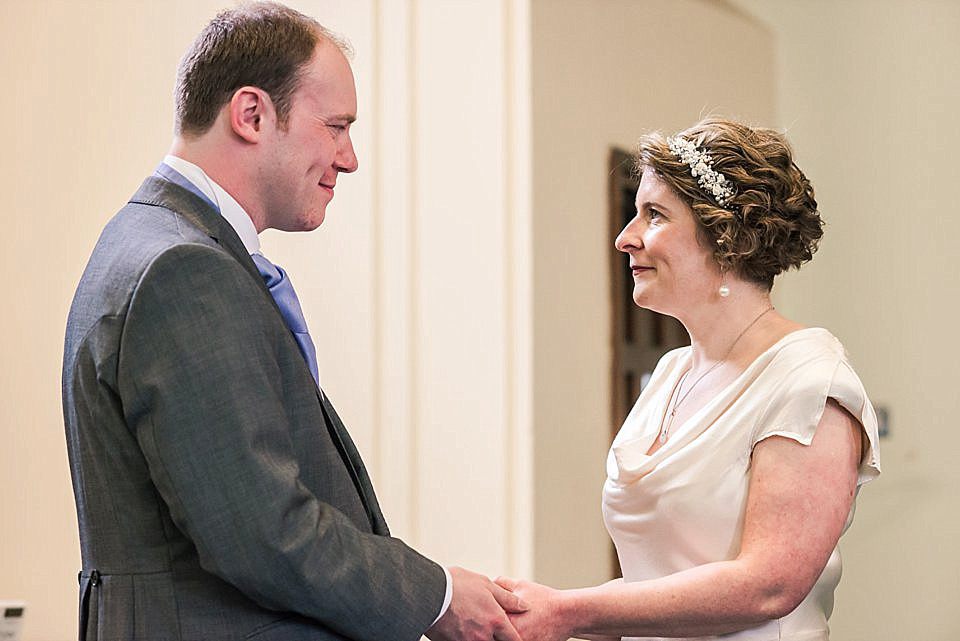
[716,240,729,297]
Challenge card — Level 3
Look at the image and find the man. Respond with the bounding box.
[61,3,524,640]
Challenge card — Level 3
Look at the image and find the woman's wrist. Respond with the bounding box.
[554,586,598,638]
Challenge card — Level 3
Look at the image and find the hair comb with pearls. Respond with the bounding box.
[667,136,736,207]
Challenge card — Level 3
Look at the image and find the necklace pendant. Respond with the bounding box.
[653,305,775,451]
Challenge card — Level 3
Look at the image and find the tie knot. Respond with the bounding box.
[248,252,320,384]
[250,253,308,333]
[251,253,283,287]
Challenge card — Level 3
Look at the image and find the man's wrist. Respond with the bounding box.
[429,565,454,627]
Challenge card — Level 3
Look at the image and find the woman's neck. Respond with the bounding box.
[677,286,780,371]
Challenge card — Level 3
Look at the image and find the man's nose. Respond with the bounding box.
[337,135,358,173]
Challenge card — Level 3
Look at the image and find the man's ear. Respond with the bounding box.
[227,86,275,143]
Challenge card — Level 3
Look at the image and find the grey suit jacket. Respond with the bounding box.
[62,177,445,641]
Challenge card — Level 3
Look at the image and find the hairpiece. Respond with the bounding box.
[667,136,736,206]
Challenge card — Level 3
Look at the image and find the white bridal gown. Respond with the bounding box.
[602,328,881,641]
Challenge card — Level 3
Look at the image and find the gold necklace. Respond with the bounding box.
[658,306,775,444]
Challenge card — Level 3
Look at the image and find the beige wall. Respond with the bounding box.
[730,1,960,638]
[529,0,775,589]
[0,1,533,639]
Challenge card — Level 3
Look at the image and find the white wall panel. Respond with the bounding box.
[408,0,526,576]
[371,0,418,542]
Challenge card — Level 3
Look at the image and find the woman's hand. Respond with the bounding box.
[493,577,623,641]
[493,577,571,641]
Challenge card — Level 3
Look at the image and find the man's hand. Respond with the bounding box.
[426,566,528,641]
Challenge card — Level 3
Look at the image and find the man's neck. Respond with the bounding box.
[163,148,262,255]
[169,136,267,232]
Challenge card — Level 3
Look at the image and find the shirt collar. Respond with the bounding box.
[163,154,260,255]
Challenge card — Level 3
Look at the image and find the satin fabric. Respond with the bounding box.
[602,328,881,641]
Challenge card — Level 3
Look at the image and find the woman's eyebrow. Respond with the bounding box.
[636,199,671,212]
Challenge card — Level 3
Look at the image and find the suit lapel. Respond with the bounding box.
[317,392,387,535]
[130,175,385,535]
[130,177,286,345]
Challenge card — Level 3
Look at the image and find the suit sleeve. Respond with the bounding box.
[117,243,445,641]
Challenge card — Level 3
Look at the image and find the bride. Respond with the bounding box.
[498,118,880,641]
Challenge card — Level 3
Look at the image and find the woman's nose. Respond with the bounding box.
[615,218,640,253]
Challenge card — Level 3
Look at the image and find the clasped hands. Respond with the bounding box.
[427,567,602,641]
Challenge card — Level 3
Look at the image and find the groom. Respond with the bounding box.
[61,3,524,640]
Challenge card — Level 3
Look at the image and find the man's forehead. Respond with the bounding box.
[304,40,353,80]
[297,43,357,113]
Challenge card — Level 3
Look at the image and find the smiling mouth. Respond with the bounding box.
[631,266,653,275]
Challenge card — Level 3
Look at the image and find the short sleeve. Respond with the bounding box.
[751,348,881,487]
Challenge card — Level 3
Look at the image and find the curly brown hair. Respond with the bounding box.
[635,118,822,290]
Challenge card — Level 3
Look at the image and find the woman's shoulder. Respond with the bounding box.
[749,326,881,483]
[762,326,848,366]
[747,327,855,402]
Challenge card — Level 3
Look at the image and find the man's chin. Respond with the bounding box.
[288,210,327,232]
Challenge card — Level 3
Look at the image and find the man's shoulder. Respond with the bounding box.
[97,175,226,249]
[108,182,212,247]
[69,184,239,330]
[89,175,232,279]
[83,201,214,293]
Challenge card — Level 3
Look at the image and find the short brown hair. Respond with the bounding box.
[174,2,350,136]
[635,118,823,289]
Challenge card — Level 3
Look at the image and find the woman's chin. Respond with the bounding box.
[632,288,653,308]
[632,291,672,317]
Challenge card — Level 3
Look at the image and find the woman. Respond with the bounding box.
[497,118,881,641]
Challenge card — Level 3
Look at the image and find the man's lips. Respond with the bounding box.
[631,265,654,276]
[319,182,335,195]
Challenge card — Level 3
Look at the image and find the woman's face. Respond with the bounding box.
[615,168,721,316]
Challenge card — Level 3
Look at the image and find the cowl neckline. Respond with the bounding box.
[611,327,838,483]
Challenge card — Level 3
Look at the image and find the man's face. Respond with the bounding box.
[261,42,358,232]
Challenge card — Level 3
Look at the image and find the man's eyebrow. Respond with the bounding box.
[328,113,356,124]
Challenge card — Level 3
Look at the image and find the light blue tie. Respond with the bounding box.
[153,163,320,384]
[250,253,320,384]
